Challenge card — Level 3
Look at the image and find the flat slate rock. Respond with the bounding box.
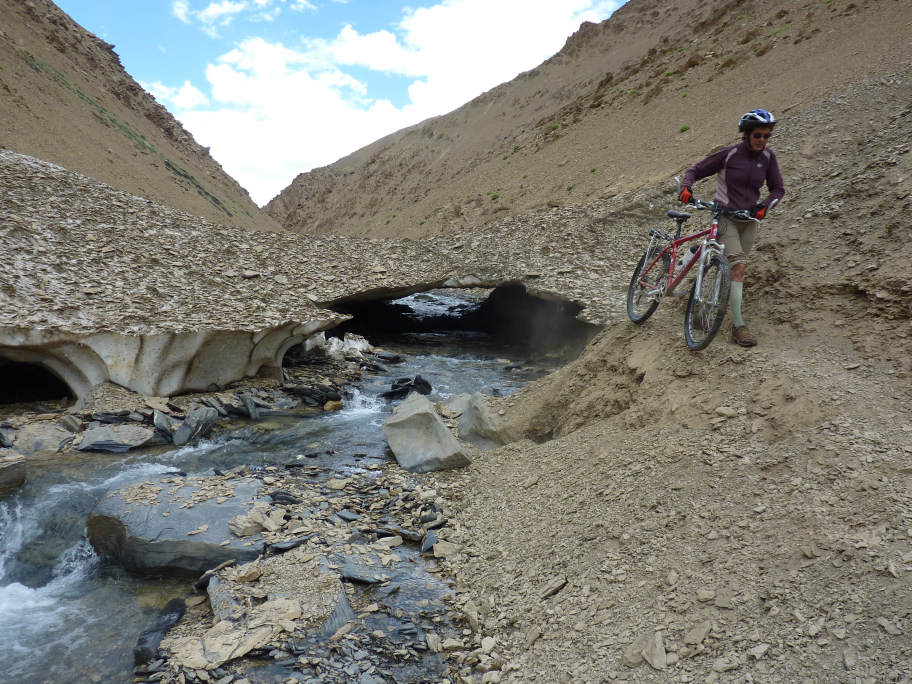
[78,424,155,453]
[12,423,74,455]
[88,476,266,576]
[0,456,27,499]
[166,549,355,670]
[331,553,390,585]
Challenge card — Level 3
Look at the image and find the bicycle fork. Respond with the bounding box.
[692,239,725,305]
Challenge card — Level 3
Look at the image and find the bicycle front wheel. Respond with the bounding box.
[627,246,669,324]
[684,253,731,350]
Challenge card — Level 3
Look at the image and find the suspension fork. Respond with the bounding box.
[692,239,725,304]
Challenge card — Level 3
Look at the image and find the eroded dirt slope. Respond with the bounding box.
[419,62,912,682]
[0,0,280,232]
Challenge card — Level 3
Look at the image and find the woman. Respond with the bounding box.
[679,109,785,347]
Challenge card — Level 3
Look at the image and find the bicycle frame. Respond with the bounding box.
[638,217,725,300]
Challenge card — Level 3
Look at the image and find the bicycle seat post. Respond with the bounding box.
[674,217,687,239]
[666,209,691,239]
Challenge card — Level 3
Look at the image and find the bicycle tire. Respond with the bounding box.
[684,253,731,350]
[627,246,669,324]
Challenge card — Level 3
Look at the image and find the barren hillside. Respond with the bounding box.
[0,0,280,232]
[420,57,912,681]
[267,0,909,239]
[1,0,911,680]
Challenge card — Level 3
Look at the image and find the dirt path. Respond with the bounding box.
[427,301,912,682]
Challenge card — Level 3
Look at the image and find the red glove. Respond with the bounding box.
[678,187,692,204]
[751,203,767,220]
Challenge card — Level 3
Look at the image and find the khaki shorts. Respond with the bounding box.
[717,216,757,267]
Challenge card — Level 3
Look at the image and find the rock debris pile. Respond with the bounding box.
[116,456,478,683]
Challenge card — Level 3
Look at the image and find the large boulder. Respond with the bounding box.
[382,392,471,473]
[0,454,26,499]
[12,422,73,455]
[443,392,506,450]
[87,475,267,576]
[456,392,505,450]
[77,424,155,453]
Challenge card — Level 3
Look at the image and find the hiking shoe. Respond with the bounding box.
[732,325,757,347]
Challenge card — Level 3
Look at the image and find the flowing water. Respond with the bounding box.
[0,291,558,684]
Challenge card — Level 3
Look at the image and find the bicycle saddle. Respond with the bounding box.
[667,210,691,220]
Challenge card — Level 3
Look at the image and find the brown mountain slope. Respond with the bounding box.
[421,62,912,681]
[0,0,280,232]
[267,0,910,238]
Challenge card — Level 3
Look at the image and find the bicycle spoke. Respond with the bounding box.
[684,253,730,351]
[627,245,669,324]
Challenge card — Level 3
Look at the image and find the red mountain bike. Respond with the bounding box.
[626,194,764,350]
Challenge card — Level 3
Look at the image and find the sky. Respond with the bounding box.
[55,0,620,205]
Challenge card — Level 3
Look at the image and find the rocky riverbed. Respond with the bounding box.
[1,290,575,683]
[136,463,466,684]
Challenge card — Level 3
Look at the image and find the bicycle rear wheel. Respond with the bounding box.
[627,246,669,324]
[684,253,731,350]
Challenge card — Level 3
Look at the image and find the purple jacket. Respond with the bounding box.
[682,140,785,211]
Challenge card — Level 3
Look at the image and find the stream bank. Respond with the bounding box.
[0,288,597,683]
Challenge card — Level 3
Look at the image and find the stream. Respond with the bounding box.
[0,290,570,683]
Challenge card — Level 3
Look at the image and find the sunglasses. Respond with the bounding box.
[751,132,772,140]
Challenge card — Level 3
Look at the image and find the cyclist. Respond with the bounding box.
[678,109,785,347]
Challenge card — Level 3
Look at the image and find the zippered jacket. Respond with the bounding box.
[682,140,785,211]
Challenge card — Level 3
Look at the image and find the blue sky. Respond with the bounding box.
[55,0,620,205]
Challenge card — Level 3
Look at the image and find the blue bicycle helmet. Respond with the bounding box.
[738,109,777,132]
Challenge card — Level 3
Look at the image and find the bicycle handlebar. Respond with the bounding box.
[673,175,770,224]
[685,198,760,224]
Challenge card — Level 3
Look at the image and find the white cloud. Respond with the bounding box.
[198,0,248,24]
[320,0,622,117]
[172,0,190,23]
[142,80,174,103]
[159,0,619,204]
[143,79,209,108]
[315,25,421,76]
[170,37,395,203]
[174,81,211,108]
[250,7,282,22]
[288,0,317,11]
[175,0,320,37]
